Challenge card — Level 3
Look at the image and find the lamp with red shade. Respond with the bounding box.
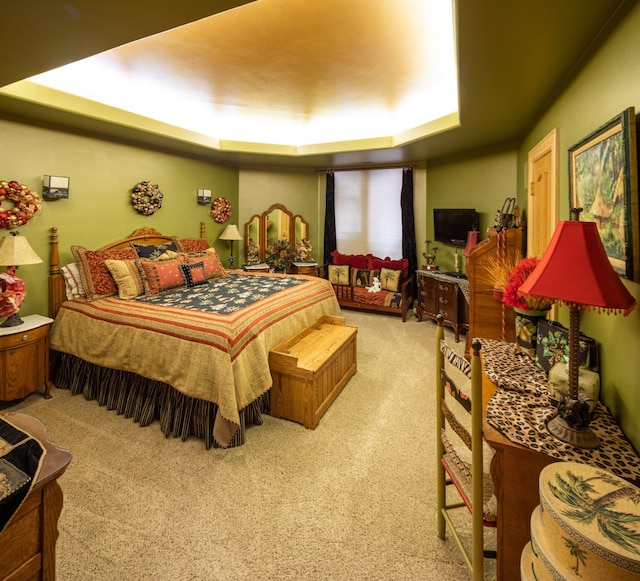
[518,209,636,449]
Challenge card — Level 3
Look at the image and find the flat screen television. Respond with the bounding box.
[433,208,479,247]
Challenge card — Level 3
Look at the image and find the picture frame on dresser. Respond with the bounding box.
[569,107,639,281]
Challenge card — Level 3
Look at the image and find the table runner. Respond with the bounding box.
[480,338,640,483]
[0,417,45,533]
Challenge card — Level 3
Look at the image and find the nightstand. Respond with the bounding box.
[0,314,54,401]
[290,262,319,276]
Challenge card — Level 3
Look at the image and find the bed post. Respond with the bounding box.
[200,221,206,240]
[48,226,65,319]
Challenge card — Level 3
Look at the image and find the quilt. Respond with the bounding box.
[50,273,341,446]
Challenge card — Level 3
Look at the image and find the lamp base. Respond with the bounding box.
[547,415,600,449]
[1,313,24,327]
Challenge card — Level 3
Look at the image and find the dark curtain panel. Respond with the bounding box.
[401,168,418,288]
[323,171,337,265]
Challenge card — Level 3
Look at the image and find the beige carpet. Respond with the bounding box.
[8,310,496,580]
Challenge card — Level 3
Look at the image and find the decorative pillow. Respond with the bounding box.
[330,250,370,270]
[328,264,351,285]
[379,267,402,292]
[60,262,86,299]
[138,256,187,295]
[351,268,378,287]
[131,241,179,260]
[156,249,181,261]
[180,261,208,288]
[105,259,145,299]
[186,249,228,279]
[71,246,138,301]
[173,237,211,253]
[368,257,409,280]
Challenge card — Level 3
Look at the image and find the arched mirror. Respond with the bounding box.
[244,203,311,266]
[265,205,291,248]
[294,215,309,243]
[245,214,262,263]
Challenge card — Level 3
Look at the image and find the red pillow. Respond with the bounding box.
[330,250,369,270]
[368,256,409,280]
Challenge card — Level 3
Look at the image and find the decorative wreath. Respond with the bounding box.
[131,181,163,216]
[0,180,42,229]
[211,197,232,223]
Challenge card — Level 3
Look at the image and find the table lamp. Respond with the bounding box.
[519,209,636,449]
[0,231,43,327]
[219,224,243,268]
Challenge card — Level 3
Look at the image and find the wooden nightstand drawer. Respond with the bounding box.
[0,324,48,350]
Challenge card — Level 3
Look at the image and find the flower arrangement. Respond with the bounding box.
[0,270,26,319]
[211,197,232,223]
[265,239,294,272]
[501,257,553,312]
[131,181,163,215]
[0,180,42,229]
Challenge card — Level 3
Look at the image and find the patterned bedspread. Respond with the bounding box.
[50,273,341,445]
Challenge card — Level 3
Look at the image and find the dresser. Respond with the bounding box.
[415,270,469,341]
[0,413,72,581]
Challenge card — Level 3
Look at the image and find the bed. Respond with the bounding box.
[48,224,341,448]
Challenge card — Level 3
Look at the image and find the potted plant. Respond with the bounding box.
[501,257,554,356]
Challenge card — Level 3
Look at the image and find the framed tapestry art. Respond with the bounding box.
[568,107,639,281]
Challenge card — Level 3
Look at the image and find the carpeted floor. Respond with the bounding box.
[7,310,496,580]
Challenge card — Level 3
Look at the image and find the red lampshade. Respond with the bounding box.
[519,220,635,315]
[463,230,479,257]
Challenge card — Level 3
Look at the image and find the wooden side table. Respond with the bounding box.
[0,314,54,401]
[0,412,72,581]
[289,262,319,276]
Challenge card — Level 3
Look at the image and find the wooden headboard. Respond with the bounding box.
[49,222,207,318]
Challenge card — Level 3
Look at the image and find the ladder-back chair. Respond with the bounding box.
[436,316,497,580]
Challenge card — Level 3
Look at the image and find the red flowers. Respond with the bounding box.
[501,257,553,311]
[0,271,26,318]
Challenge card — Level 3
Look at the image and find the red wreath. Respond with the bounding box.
[0,180,42,229]
[211,197,232,223]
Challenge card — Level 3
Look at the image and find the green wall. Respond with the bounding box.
[238,168,321,263]
[426,147,518,272]
[0,118,239,318]
[516,2,640,450]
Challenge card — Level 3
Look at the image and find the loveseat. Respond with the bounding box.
[326,250,414,322]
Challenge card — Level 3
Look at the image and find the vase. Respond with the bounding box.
[514,307,549,358]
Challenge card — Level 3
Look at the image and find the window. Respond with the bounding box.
[335,168,403,258]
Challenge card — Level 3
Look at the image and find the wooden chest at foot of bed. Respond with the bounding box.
[269,315,357,429]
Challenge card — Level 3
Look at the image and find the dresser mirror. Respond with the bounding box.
[244,203,310,264]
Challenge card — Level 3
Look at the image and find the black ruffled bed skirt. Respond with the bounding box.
[52,352,270,449]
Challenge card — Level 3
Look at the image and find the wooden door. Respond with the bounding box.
[527,128,558,258]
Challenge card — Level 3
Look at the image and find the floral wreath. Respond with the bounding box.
[131,181,163,216]
[211,197,232,223]
[0,180,42,229]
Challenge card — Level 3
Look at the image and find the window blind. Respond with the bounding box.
[334,168,403,259]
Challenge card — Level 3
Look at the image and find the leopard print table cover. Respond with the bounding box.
[480,338,640,483]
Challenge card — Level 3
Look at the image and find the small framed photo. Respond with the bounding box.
[569,108,639,280]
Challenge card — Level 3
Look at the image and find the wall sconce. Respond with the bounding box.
[197,189,212,205]
[43,175,70,199]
